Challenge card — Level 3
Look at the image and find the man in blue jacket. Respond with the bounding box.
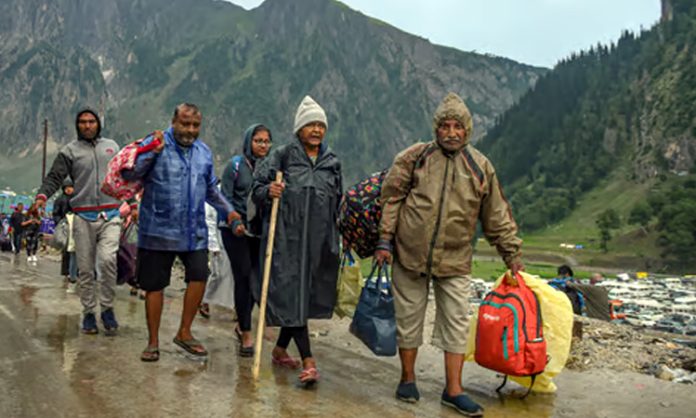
[123,103,239,362]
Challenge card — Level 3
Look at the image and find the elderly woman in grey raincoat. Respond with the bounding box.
[252,96,342,386]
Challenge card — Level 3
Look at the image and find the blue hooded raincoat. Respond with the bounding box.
[123,127,234,252]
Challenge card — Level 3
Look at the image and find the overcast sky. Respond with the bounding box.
[225,0,662,68]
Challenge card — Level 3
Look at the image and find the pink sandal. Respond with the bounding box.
[271,355,301,369]
[299,367,320,385]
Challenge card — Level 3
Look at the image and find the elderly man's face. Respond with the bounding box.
[172,108,202,146]
[436,118,467,152]
[298,122,326,150]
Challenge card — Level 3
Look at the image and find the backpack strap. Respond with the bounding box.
[408,142,437,189]
[520,374,537,399]
[495,375,508,394]
[230,155,244,181]
[496,374,537,399]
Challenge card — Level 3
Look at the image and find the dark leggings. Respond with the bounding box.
[61,251,70,275]
[276,326,313,360]
[25,232,38,256]
[221,228,260,332]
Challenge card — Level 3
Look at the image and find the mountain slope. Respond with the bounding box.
[478,0,696,269]
[0,0,544,191]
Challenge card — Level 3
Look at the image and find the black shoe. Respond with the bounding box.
[396,381,420,403]
[441,390,484,417]
[101,309,119,336]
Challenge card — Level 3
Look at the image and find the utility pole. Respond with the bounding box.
[41,119,48,180]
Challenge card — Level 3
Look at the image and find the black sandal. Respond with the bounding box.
[141,346,160,362]
[173,337,208,356]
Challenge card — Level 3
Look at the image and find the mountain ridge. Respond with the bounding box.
[0,0,544,190]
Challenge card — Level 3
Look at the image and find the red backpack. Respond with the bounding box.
[475,273,547,396]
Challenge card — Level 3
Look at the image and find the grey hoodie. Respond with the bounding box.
[37,108,121,214]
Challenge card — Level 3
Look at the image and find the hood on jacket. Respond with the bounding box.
[242,124,272,165]
[432,92,473,147]
[61,177,74,194]
[75,108,102,141]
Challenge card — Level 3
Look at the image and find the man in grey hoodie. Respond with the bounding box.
[36,108,122,336]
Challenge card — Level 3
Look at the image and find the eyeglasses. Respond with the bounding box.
[252,139,272,146]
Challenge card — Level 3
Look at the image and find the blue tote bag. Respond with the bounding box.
[349,264,397,356]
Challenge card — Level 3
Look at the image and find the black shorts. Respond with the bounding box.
[136,248,209,291]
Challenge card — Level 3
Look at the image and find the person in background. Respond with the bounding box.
[53,178,75,281]
[219,123,273,357]
[22,202,42,263]
[65,212,79,294]
[549,265,585,315]
[10,203,25,255]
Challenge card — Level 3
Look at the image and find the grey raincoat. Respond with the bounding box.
[251,139,342,327]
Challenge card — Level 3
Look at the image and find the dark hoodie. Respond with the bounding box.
[52,178,74,223]
[220,124,271,224]
[37,108,121,215]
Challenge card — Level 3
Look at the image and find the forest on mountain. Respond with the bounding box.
[479,0,696,267]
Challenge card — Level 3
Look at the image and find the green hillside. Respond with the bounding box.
[477,0,696,271]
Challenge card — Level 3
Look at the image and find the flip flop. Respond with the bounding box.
[141,346,160,362]
[198,305,210,319]
[299,367,320,386]
[173,337,208,356]
[271,355,301,369]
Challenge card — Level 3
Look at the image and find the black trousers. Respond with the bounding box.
[12,232,22,253]
[60,251,70,276]
[277,326,313,360]
[221,229,260,332]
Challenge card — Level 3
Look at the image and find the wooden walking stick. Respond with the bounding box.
[253,171,283,380]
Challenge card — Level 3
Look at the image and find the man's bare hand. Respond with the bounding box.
[510,261,525,277]
[374,249,393,266]
[227,211,241,226]
[268,181,285,199]
[152,130,165,153]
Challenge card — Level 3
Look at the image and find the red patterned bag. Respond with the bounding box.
[101,135,161,201]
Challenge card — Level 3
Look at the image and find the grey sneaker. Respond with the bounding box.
[66,282,78,294]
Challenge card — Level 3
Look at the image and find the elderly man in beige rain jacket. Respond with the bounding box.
[374,92,524,417]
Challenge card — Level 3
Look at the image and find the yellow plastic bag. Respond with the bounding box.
[465,271,573,393]
[334,252,364,318]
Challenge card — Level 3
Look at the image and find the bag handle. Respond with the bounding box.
[341,250,356,267]
[505,271,530,289]
[366,262,390,290]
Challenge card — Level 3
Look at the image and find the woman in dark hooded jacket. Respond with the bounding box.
[252,96,342,385]
[216,124,272,357]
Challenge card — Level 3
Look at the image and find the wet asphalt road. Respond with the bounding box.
[0,252,694,418]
